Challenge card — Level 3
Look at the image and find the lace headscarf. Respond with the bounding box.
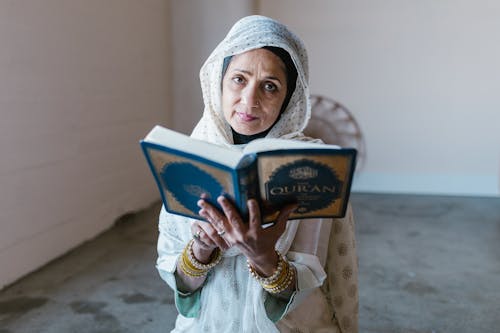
[191,15,313,145]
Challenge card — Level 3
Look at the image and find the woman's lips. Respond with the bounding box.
[236,112,257,121]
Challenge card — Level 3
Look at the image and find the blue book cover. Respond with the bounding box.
[141,126,357,222]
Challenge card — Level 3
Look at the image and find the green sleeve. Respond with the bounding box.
[174,288,202,318]
[264,290,297,323]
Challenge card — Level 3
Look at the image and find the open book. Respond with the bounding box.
[140,125,357,223]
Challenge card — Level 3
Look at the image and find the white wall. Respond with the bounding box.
[0,0,170,289]
[259,0,500,196]
[169,0,257,134]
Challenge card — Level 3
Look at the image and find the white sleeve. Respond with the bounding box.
[156,206,193,292]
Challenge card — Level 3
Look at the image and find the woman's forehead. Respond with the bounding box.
[227,49,286,75]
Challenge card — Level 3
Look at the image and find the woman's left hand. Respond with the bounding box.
[198,195,297,277]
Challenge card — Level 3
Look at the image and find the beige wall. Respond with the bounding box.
[259,0,500,196]
[169,0,256,134]
[0,0,170,289]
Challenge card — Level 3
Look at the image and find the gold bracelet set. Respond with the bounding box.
[179,239,222,278]
[247,250,295,294]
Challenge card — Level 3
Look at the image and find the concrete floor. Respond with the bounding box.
[1,193,499,333]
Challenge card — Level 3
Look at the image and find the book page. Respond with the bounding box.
[243,138,341,154]
[144,126,243,168]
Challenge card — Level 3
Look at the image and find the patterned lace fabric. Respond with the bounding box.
[156,15,358,333]
[277,206,359,333]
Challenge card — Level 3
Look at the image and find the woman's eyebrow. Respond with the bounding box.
[232,68,252,75]
[263,75,282,82]
[232,69,283,82]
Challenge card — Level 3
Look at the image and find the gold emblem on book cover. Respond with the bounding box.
[288,166,318,180]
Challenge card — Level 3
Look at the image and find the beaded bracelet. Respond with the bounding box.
[247,250,285,285]
[247,250,295,294]
[179,257,207,278]
[187,239,222,270]
[262,262,295,294]
[179,239,222,278]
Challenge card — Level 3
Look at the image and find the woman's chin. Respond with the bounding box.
[232,124,259,136]
[235,128,258,136]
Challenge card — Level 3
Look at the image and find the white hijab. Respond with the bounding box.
[191,15,313,145]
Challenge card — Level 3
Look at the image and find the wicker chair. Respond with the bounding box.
[304,95,366,170]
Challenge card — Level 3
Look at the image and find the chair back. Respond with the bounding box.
[304,95,366,170]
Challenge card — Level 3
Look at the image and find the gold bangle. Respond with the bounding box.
[247,250,285,285]
[187,239,222,271]
[262,262,289,289]
[179,258,207,278]
[180,247,207,277]
[264,264,295,294]
[178,239,222,278]
[247,250,295,294]
[263,261,289,289]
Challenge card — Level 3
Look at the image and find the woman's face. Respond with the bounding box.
[222,48,288,136]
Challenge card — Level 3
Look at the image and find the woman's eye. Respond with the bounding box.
[232,76,245,85]
[263,82,277,92]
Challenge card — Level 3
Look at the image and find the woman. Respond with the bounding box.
[157,15,358,333]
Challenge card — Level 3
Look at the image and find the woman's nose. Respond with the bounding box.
[241,85,260,108]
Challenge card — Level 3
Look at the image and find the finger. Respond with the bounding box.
[198,222,230,251]
[191,222,214,241]
[198,199,228,232]
[247,199,262,232]
[198,199,224,221]
[191,223,204,240]
[199,207,232,248]
[191,223,215,248]
[272,203,298,235]
[217,196,245,232]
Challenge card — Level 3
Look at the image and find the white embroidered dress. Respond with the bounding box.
[156,15,358,333]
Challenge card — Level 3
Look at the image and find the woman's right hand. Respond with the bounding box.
[190,221,230,264]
